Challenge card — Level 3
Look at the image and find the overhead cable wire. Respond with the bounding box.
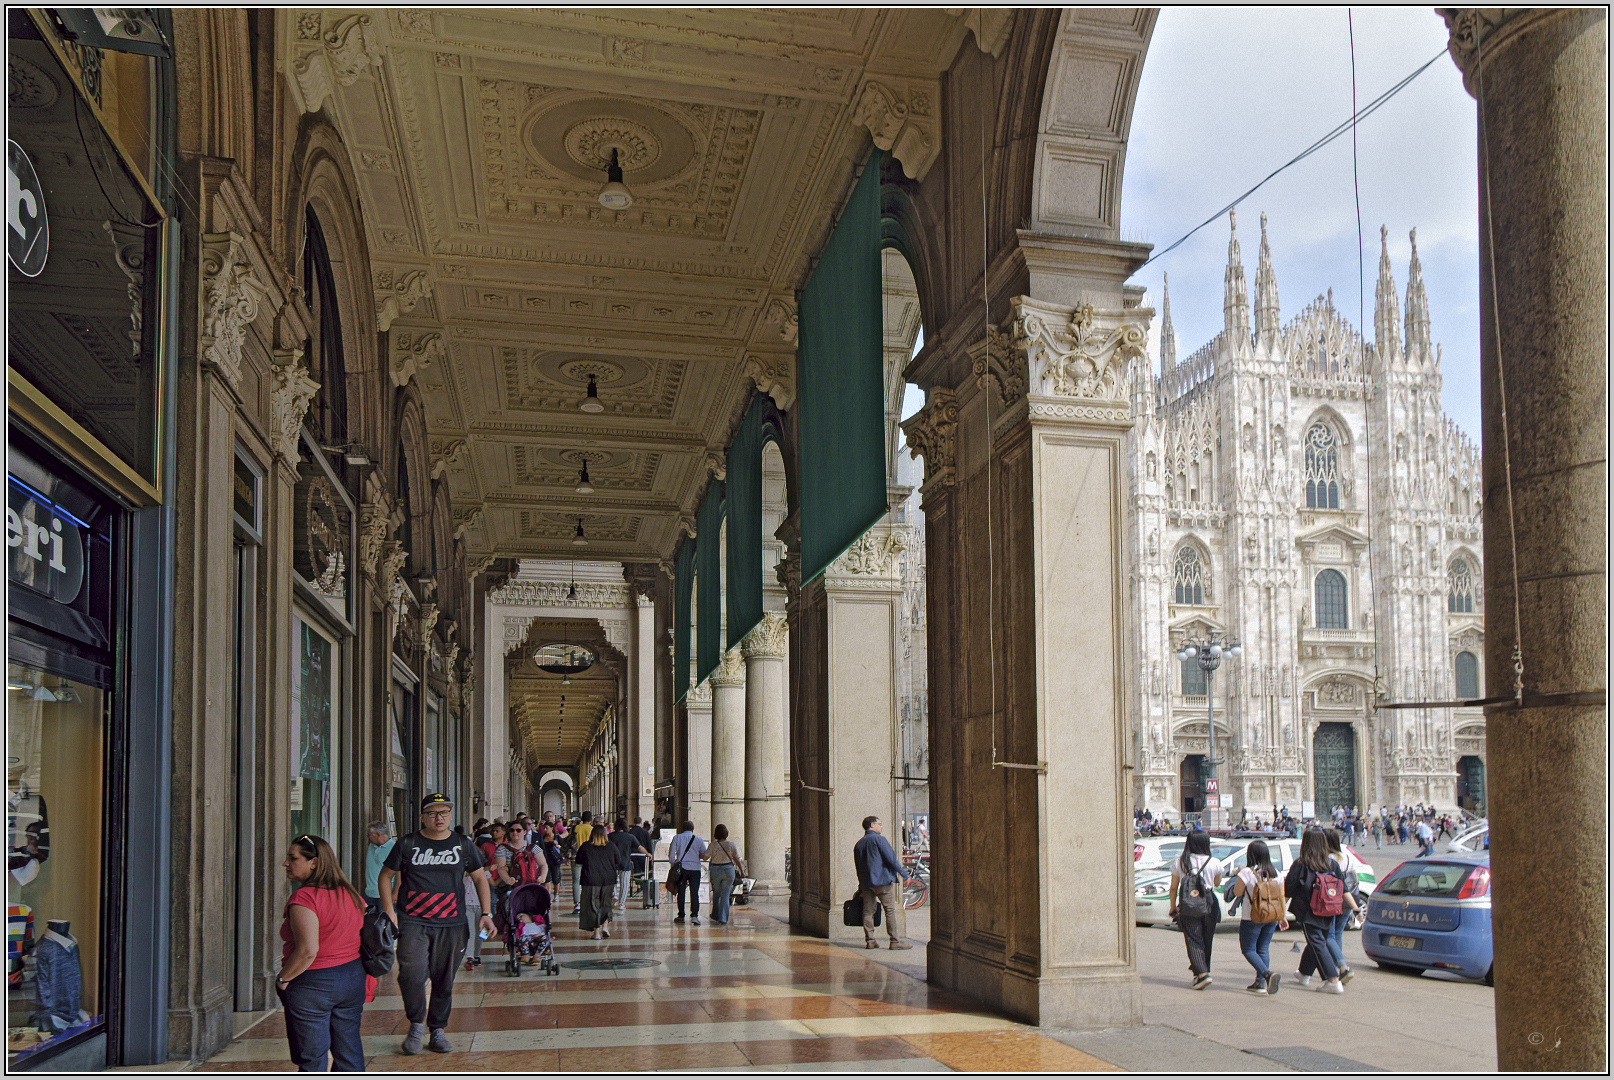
[1138,46,1449,272]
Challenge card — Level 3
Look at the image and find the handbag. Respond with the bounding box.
[665,835,690,889]
[843,894,881,928]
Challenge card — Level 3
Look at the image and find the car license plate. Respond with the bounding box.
[1384,934,1419,950]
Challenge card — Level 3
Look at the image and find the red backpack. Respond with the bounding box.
[509,847,543,886]
[1310,867,1345,917]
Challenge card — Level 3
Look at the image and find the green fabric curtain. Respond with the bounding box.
[798,151,886,585]
[695,480,724,686]
[725,393,767,650]
[673,539,694,703]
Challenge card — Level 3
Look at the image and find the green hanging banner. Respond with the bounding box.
[695,479,724,687]
[725,393,767,650]
[673,539,694,703]
[799,151,886,585]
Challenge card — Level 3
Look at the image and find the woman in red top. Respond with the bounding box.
[277,834,367,1071]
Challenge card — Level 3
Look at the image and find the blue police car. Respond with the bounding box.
[1362,851,1493,984]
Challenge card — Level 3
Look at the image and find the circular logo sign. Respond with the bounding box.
[7,140,49,278]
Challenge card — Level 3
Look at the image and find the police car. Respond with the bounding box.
[1361,852,1493,984]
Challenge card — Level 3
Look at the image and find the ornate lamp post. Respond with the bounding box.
[1176,631,1241,829]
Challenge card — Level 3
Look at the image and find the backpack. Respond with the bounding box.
[1310,867,1345,917]
[1249,874,1288,924]
[1176,857,1215,921]
[509,847,543,886]
[360,905,396,976]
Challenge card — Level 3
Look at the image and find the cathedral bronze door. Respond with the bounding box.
[1312,722,1356,811]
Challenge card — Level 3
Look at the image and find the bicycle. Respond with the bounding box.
[902,875,928,909]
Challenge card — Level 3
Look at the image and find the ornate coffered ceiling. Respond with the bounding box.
[283,7,995,564]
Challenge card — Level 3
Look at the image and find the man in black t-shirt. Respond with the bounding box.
[379,793,496,1055]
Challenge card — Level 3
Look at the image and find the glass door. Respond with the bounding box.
[290,613,341,841]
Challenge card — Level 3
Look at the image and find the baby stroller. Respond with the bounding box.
[503,882,557,977]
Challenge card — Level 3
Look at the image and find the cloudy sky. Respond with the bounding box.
[1120,7,1481,440]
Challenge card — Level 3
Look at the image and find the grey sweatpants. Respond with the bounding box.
[397,920,469,1030]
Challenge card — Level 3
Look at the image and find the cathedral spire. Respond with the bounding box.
[1223,209,1251,352]
[1254,211,1281,348]
[1404,227,1432,363]
[1159,272,1177,371]
[1374,224,1402,366]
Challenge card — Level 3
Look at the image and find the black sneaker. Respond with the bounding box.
[1245,979,1268,995]
[1265,971,1281,995]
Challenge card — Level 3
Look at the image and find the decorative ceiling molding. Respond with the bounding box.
[375,268,434,332]
[290,13,384,115]
[489,579,632,609]
[391,326,444,387]
[849,77,939,181]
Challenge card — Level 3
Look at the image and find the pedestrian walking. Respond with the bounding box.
[1370,819,1382,848]
[1286,828,1345,993]
[570,811,595,915]
[1323,829,1361,982]
[608,818,645,911]
[1414,817,1435,856]
[1169,830,1222,989]
[576,826,626,939]
[378,794,496,1055]
[853,816,911,950]
[362,822,393,910]
[703,824,747,925]
[1231,838,1288,995]
[277,834,367,1072]
[668,821,707,924]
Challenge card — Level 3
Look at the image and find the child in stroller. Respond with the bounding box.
[501,882,557,976]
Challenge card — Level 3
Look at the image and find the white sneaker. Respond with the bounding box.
[1294,972,1312,987]
[1319,980,1345,994]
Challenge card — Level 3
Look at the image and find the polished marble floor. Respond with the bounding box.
[200,887,1119,1073]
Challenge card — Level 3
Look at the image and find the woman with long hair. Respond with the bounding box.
[702,823,747,926]
[277,834,368,1071]
[576,826,626,939]
[1322,828,1361,981]
[1167,829,1222,990]
[1284,828,1345,993]
[1231,839,1288,994]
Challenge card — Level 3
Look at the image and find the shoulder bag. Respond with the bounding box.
[665,836,689,889]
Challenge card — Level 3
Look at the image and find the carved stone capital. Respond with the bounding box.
[358,501,391,580]
[200,232,268,391]
[466,553,496,580]
[743,352,796,411]
[710,646,747,687]
[452,504,483,540]
[268,359,320,460]
[775,551,802,600]
[1439,8,1566,98]
[850,78,939,181]
[378,540,408,601]
[430,438,469,480]
[899,387,958,492]
[741,612,788,659]
[418,602,440,646]
[391,328,444,388]
[760,296,798,345]
[375,268,433,332]
[1000,296,1149,406]
[827,528,908,581]
[292,13,383,115]
[685,681,712,705]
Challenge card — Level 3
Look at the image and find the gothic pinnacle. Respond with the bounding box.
[1160,272,1177,371]
[1404,227,1431,362]
[1223,209,1250,351]
[1374,224,1401,367]
[1255,210,1281,348]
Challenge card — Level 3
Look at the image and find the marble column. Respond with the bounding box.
[633,593,655,823]
[1443,8,1607,1070]
[685,681,713,837]
[710,647,748,850]
[743,613,790,896]
[792,525,905,941]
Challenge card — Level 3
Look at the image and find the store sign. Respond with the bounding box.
[7,141,49,277]
[7,479,85,604]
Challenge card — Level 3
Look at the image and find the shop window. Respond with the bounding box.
[290,613,340,841]
[7,664,104,1060]
[1315,569,1348,629]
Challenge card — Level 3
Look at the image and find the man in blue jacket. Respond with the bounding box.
[853,816,911,950]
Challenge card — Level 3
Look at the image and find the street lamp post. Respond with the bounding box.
[1176,631,1241,829]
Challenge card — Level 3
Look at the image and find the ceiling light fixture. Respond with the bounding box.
[575,456,594,494]
[580,374,605,414]
[597,146,633,210]
[573,518,588,546]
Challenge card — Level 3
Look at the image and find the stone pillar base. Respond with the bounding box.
[748,879,790,898]
[930,944,1141,1029]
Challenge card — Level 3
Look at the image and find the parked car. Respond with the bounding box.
[1133,837,1188,872]
[1134,838,1302,927]
[1361,853,1493,984]
[1443,821,1489,853]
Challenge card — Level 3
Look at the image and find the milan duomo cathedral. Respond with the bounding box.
[1126,211,1487,821]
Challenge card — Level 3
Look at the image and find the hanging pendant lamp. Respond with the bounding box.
[597,146,633,210]
[575,456,594,494]
[580,374,605,414]
[573,518,588,546]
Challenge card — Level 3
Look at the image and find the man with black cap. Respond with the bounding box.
[379,793,496,1055]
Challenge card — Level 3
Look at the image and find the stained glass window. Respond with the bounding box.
[1305,423,1340,509]
[1448,558,1475,613]
[1315,569,1347,629]
[1173,546,1207,605]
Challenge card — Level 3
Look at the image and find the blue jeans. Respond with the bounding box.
[708,864,736,923]
[276,957,366,1072]
[1327,912,1348,971]
[1296,921,1339,981]
[1238,920,1277,978]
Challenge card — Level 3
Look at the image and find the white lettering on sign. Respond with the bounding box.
[7,481,85,604]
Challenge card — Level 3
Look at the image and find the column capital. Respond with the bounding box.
[1439,8,1571,98]
[900,387,958,494]
[824,526,908,587]
[710,646,747,687]
[741,612,788,659]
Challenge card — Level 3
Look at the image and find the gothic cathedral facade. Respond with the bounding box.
[1128,212,1487,821]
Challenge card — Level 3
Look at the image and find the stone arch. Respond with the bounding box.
[393,384,431,577]
[286,114,381,459]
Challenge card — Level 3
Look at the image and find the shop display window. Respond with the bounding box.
[6,664,104,1064]
[290,615,340,841]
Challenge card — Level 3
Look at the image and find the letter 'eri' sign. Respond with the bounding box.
[8,140,49,278]
[7,481,84,605]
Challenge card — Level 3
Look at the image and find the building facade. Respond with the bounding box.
[1128,212,1487,821]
